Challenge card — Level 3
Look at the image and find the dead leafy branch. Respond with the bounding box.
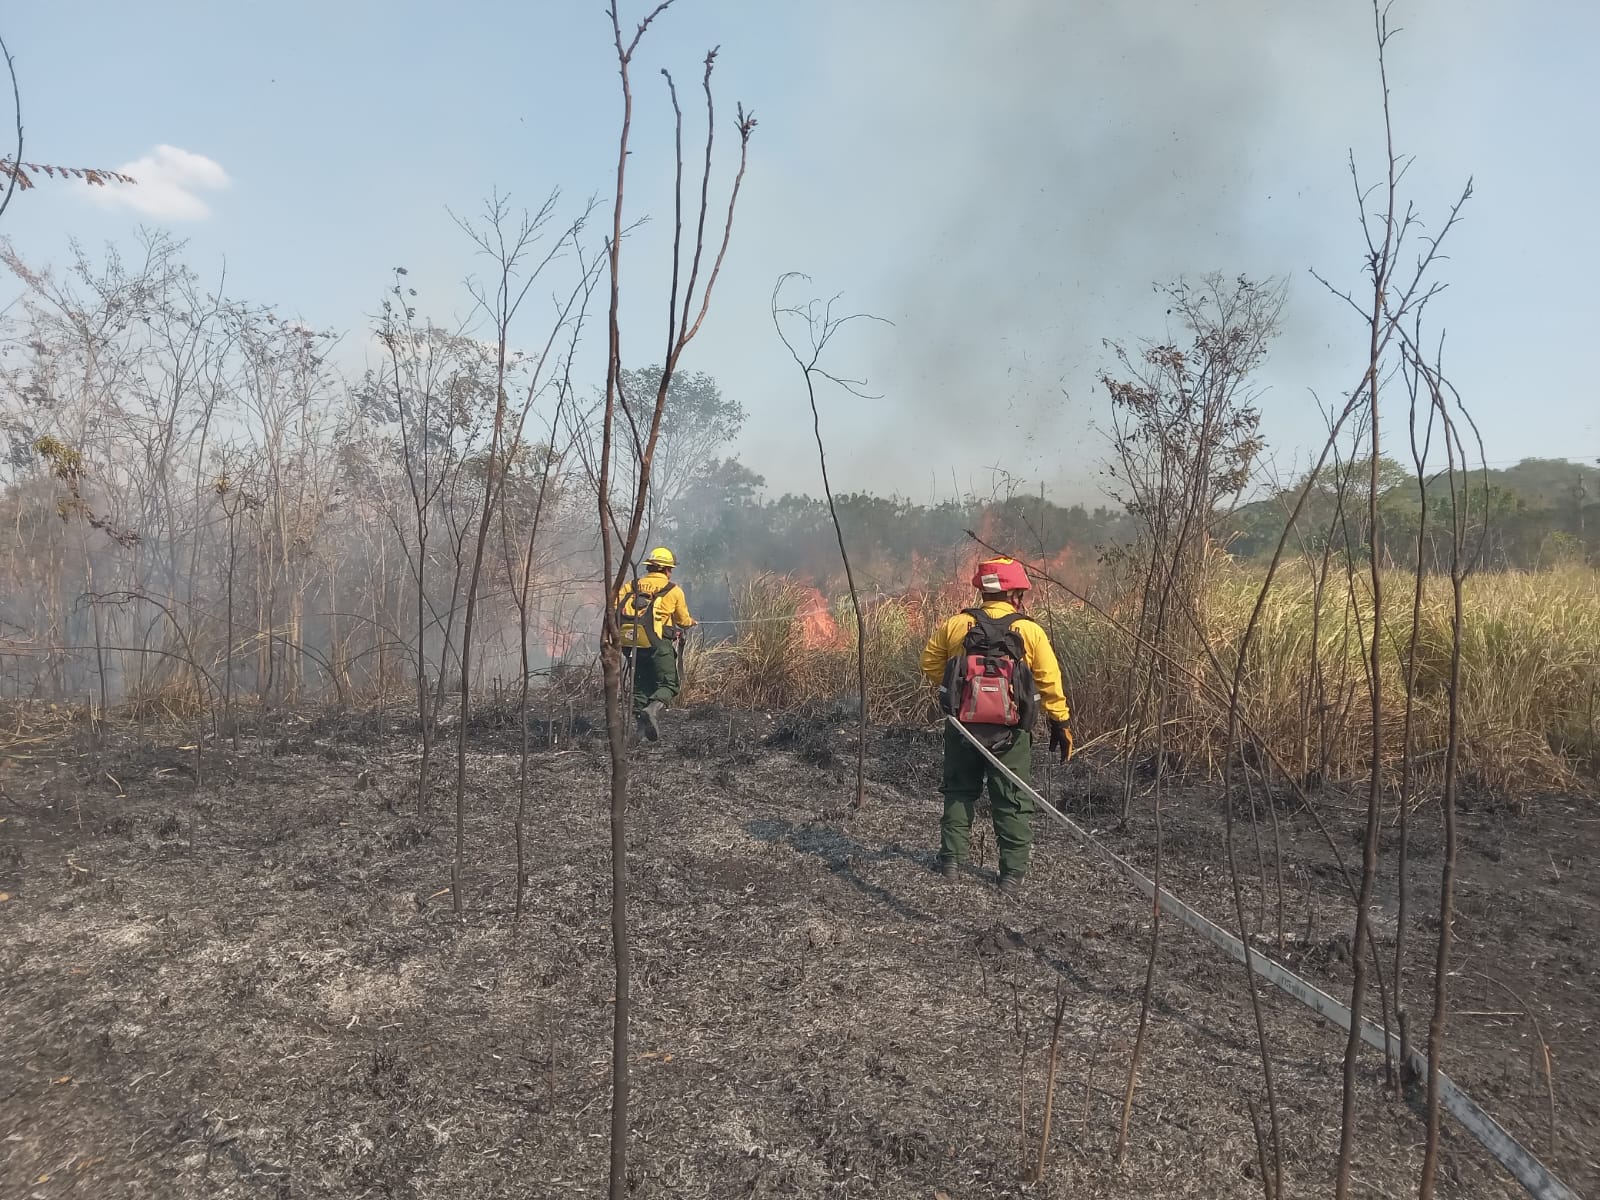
[0,32,136,225]
[1102,273,1283,819]
[0,158,137,192]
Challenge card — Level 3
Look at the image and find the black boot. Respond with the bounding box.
[640,700,664,742]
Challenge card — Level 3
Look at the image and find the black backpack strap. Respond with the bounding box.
[964,607,1025,643]
[963,606,1003,633]
[940,610,985,715]
[1005,615,1042,730]
[619,578,644,615]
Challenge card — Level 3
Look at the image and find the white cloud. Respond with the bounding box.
[90,144,230,221]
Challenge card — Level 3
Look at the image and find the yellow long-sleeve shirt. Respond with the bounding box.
[614,570,695,648]
[920,601,1071,725]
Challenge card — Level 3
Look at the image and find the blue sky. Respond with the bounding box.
[5,1,1597,501]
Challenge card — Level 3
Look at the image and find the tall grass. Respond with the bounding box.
[692,565,1600,794]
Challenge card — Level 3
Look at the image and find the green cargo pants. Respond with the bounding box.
[939,724,1035,879]
[629,641,680,714]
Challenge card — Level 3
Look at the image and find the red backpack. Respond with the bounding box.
[939,608,1040,751]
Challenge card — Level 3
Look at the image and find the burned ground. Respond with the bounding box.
[2,705,1595,1198]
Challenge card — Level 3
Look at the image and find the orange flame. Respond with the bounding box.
[795,585,844,649]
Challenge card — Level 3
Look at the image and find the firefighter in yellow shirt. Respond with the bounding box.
[614,547,695,742]
[921,557,1073,894]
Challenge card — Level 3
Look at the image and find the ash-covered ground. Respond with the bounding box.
[3,703,1595,1198]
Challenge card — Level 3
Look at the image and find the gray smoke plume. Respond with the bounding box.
[722,1,1464,503]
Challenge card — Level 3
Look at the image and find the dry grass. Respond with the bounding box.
[691,565,1600,795]
[686,575,959,721]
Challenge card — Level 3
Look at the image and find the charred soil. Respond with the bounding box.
[2,704,1595,1198]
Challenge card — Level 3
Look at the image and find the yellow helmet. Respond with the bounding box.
[645,546,677,570]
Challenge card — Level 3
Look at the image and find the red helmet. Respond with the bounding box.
[972,557,1031,594]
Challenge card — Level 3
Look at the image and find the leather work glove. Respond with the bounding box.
[1047,719,1075,764]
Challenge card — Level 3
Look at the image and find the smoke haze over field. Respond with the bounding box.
[6,1,1598,502]
[856,2,1367,494]
[724,0,1530,503]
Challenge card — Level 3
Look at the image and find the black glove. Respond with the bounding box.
[1048,719,1075,763]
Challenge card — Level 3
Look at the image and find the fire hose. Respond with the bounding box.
[945,715,1577,1200]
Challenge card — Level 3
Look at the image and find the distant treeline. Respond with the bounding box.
[665,459,1134,596]
[664,455,1600,596]
[1225,456,1600,571]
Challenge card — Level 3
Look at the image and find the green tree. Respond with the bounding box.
[616,366,745,533]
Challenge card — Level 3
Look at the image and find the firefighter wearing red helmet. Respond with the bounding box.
[920,557,1073,895]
